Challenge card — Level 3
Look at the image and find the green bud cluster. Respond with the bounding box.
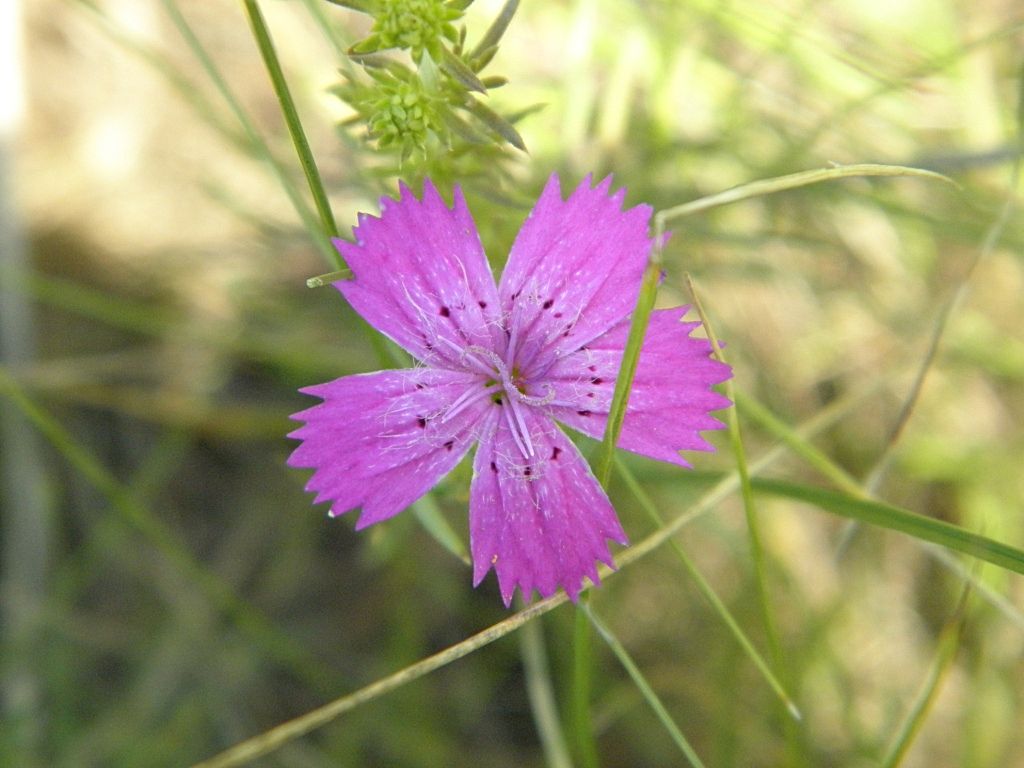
[366,76,442,151]
[372,0,460,60]
[328,0,529,179]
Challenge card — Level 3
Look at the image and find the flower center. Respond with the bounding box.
[440,345,555,460]
[463,346,554,409]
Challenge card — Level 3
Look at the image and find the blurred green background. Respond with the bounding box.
[2,0,1023,766]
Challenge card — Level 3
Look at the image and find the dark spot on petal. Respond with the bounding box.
[551,446,561,460]
[493,396,503,405]
[591,377,603,385]
[577,410,592,416]
[417,417,427,429]
[443,440,454,451]
[425,342,433,351]
[542,299,554,310]
[588,365,597,372]
[586,393,595,398]
[478,300,487,308]
[490,461,498,473]
[524,466,532,477]
[511,290,521,301]
[439,306,450,317]
[554,312,563,318]
[415,383,425,390]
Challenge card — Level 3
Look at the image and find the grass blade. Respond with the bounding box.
[658,164,956,223]
[880,587,970,767]
[686,275,799,759]
[191,383,879,765]
[242,0,340,243]
[593,257,661,486]
[0,367,341,695]
[752,478,1024,576]
[158,0,336,264]
[193,595,571,767]
[582,604,707,768]
[615,459,800,722]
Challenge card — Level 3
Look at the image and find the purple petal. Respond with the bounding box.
[498,174,654,376]
[543,307,732,466]
[334,181,504,365]
[288,368,491,528]
[469,407,628,606]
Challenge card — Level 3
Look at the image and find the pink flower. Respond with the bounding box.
[288,174,731,605]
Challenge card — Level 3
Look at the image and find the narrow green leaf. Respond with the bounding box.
[469,0,519,61]
[753,479,1024,576]
[463,97,527,150]
[306,268,353,288]
[411,494,469,565]
[324,0,376,12]
[441,47,488,92]
[470,43,499,72]
[735,390,864,498]
[346,49,399,68]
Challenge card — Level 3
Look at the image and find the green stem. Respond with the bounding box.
[594,257,661,486]
[520,609,573,768]
[686,276,796,759]
[578,205,665,768]
[572,595,599,768]
[242,0,340,244]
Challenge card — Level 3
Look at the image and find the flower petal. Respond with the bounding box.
[544,307,732,466]
[288,368,490,528]
[334,181,504,366]
[469,407,627,606]
[498,174,654,376]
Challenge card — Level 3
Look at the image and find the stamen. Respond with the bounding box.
[503,397,533,458]
[437,337,493,376]
[464,345,557,407]
[442,382,501,423]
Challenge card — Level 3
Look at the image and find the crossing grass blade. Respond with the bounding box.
[581,604,707,768]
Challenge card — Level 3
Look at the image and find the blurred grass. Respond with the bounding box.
[2,0,1023,766]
